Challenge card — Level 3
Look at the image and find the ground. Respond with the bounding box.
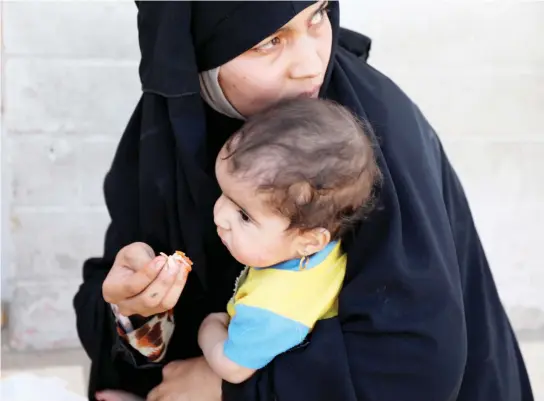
[1,342,543,399]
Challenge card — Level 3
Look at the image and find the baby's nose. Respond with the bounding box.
[213,208,228,230]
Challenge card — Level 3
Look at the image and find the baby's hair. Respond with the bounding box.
[222,98,381,239]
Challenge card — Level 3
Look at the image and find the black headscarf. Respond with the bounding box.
[74,2,533,401]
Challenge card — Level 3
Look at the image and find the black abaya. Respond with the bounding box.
[73,2,533,400]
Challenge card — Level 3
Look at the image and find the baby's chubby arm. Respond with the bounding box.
[198,312,256,384]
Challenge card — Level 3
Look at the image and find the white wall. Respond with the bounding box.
[340,0,544,339]
[1,1,142,349]
[1,0,542,350]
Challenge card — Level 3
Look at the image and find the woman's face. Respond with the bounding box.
[219,1,333,117]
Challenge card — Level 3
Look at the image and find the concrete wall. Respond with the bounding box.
[1,1,142,349]
[1,0,542,350]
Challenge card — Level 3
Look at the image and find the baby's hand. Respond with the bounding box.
[95,390,145,401]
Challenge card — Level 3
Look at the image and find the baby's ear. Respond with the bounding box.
[297,228,331,257]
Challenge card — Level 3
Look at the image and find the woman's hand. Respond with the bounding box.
[102,242,189,317]
[147,357,222,401]
[95,358,221,401]
[95,390,145,401]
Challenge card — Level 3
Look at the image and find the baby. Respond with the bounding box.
[198,98,380,383]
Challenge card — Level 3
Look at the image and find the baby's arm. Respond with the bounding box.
[198,312,256,384]
[199,305,311,384]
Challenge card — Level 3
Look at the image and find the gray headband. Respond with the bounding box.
[199,67,245,120]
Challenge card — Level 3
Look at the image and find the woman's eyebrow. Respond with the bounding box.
[304,1,328,25]
[314,0,328,13]
[318,0,328,8]
[253,0,328,47]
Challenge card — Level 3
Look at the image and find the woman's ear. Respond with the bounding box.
[297,228,331,257]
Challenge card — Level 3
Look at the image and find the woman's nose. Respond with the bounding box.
[289,37,322,80]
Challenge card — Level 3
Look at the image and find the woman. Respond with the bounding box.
[74,1,534,401]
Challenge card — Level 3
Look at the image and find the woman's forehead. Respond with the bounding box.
[192,1,320,71]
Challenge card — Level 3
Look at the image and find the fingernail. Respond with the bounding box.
[178,267,190,281]
[180,259,192,273]
[154,257,166,270]
[168,262,180,276]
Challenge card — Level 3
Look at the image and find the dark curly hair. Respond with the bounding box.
[222,98,381,239]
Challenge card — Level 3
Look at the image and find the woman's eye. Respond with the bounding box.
[256,36,281,52]
[310,6,327,26]
[238,210,251,223]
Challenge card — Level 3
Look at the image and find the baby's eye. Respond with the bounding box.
[238,210,251,223]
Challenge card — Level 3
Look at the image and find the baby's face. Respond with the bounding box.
[213,149,301,268]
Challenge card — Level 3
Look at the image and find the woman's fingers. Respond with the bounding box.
[139,259,180,304]
[147,383,179,401]
[148,358,218,401]
[121,242,156,272]
[146,384,166,401]
[116,258,180,317]
[103,255,166,305]
[95,390,145,401]
[122,256,167,297]
[103,243,160,305]
[160,267,190,311]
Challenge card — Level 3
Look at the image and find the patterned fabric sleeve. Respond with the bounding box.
[111,304,175,363]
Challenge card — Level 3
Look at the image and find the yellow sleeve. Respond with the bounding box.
[236,252,346,328]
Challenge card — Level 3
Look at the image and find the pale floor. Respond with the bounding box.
[1,342,543,400]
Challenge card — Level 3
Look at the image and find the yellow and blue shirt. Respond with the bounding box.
[225,241,346,369]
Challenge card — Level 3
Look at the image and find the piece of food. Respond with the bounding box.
[160,250,193,272]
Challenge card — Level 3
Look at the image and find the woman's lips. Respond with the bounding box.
[299,85,321,98]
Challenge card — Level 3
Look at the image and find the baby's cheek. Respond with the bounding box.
[244,247,268,266]
[252,243,280,267]
[236,238,269,267]
[229,235,261,266]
